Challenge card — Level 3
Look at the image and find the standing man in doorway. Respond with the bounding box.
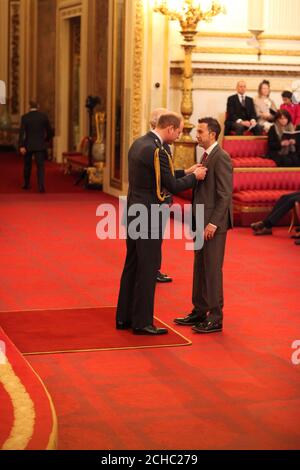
[19,101,52,193]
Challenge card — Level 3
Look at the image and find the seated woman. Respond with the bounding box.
[267,109,300,167]
[254,80,277,132]
[280,90,300,127]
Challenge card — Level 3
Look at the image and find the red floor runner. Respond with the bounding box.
[0,307,190,354]
[1,151,300,449]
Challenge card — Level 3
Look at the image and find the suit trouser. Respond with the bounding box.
[116,235,162,328]
[272,154,300,167]
[192,232,227,322]
[24,151,45,189]
[264,192,300,228]
[231,122,262,136]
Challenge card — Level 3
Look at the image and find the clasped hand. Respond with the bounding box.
[185,163,207,180]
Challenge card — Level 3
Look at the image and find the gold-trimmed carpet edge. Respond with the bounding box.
[24,360,58,450]
[22,340,192,356]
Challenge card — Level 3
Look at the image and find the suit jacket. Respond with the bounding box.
[127,131,195,209]
[192,144,233,233]
[225,94,257,133]
[19,110,52,152]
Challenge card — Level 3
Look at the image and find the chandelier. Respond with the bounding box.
[153,0,226,41]
[153,0,225,168]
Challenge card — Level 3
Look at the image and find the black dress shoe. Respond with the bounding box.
[192,319,223,334]
[156,271,172,283]
[22,184,30,190]
[254,227,272,236]
[116,320,131,330]
[133,325,168,335]
[174,311,206,326]
[250,221,264,231]
[39,187,46,193]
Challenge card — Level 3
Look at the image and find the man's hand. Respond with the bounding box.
[194,166,207,180]
[241,120,251,127]
[185,163,201,175]
[204,223,217,241]
[20,147,26,155]
[281,140,290,147]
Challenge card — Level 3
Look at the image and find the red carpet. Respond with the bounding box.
[1,151,300,449]
[0,151,86,193]
[0,307,190,354]
[0,328,57,450]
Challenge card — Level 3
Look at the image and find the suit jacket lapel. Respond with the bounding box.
[203,144,219,170]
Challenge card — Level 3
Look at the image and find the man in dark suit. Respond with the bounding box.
[174,117,233,334]
[251,192,300,236]
[116,112,207,335]
[19,101,52,192]
[149,107,174,284]
[225,80,262,135]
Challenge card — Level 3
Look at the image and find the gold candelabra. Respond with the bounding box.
[153,0,225,168]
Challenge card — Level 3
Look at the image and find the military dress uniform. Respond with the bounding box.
[116,131,196,331]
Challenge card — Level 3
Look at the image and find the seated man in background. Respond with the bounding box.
[251,191,300,239]
[224,80,262,135]
[280,91,300,127]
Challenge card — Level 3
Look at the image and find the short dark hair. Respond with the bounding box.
[157,112,182,130]
[198,117,221,140]
[274,109,292,124]
[29,100,38,109]
[281,90,293,100]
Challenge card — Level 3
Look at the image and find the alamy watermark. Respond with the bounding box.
[96,197,205,250]
[291,340,300,365]
[0,340,7,365]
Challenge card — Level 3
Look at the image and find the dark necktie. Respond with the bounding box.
[241,95,246,107]
[202,151,208,164]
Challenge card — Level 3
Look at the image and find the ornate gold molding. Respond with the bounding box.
[132,0,144,141]
[195,46,300,56]
[8,0,21,116]
[197,31,300,41]
[60,6,82,18]
[171,66,300,77]
[171,67,300,77]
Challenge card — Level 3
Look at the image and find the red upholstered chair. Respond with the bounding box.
[233,168,300,226]
[222,136,273,168]
[175,136,300,227]
[63,136,94,174]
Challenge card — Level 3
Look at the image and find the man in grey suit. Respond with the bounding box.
[174,117,233,333]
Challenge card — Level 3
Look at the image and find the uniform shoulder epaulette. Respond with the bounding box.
[153,146,175,202]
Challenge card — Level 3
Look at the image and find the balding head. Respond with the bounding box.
[149,107,168,130]
[236,80,247,95]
